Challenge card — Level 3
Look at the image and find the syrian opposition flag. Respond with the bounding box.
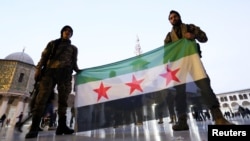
[74,39,207,133]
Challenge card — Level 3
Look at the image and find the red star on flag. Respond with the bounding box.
[125,75,144,95]
[93,82,111,101]
[160,65,180,85]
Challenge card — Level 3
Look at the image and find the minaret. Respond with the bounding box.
[134,35,142,56]
[22,47,25,53]
[19,46,26,61]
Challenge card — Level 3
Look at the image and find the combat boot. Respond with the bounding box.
[210,107,234,125]
[25,116,41,138]
[172,114,189,131]
[56,115,74,135]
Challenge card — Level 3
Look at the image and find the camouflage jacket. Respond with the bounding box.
[36,38,79,73]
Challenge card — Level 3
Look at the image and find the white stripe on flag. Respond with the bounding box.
[75,54,206,107]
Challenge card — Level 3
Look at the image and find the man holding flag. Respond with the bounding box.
[74,10,235,133]
[163,10,234,131]
[25,25,80,138]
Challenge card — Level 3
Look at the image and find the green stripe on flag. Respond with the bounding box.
[76,39,198,85]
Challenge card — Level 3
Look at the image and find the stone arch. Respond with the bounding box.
[222,103,230,108]
[242,101,250,106]
[231,102,240,112]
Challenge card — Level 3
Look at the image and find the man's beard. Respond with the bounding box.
[172,19,182,27]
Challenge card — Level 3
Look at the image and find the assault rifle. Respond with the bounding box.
[29,81,40,110]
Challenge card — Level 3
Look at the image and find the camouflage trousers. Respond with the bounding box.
[32,68,72,117]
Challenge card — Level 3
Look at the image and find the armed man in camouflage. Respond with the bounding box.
[163,10,234,131]
[25,25,80,138]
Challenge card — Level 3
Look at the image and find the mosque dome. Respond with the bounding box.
[5,52,35,65]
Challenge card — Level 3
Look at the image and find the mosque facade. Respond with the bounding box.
[0,51,75,126]
[0,51,36,126]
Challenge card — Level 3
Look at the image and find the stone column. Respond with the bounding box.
[14,96,25,123]
[23,97,30,118]
[0,96,9,116]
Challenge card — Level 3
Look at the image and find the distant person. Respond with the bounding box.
[70,107,75,128]
[6,118,10,127]
[156,90,176,124]
[16,112,23,127]
[163,10,234,131]
[51,109,58,128]
[0,113,7,128]
[165,90,177,124]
